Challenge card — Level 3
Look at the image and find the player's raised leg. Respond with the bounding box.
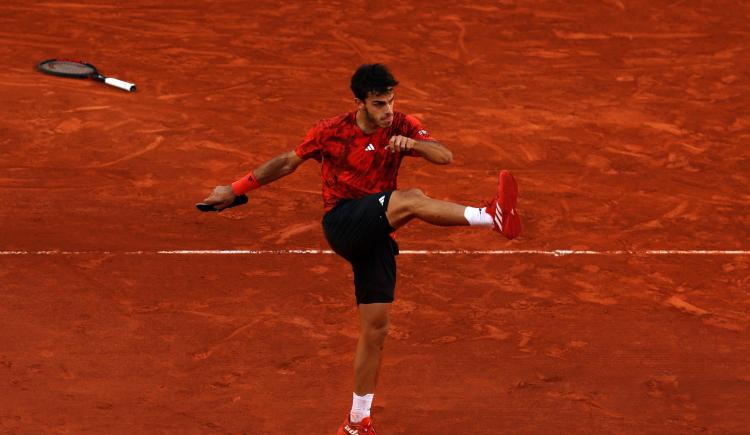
[386,187,467,227]
[386,170,521,239]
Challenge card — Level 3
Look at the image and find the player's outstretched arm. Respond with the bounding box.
[387,135,453,165]
[201,150,305,210]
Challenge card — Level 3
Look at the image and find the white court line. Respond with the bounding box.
[1,249,748,257]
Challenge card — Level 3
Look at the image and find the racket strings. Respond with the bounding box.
[39,60,95,76]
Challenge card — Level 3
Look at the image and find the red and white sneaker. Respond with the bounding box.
[337,416,377,435]
[486,170,521,239]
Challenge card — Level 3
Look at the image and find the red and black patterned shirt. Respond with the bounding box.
[295,111,435,210]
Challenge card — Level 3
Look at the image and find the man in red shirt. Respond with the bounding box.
[200,64,520,434]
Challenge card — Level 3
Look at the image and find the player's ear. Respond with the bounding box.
[355,97,365,111]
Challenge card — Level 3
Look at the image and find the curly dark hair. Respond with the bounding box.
[350,64,399,101]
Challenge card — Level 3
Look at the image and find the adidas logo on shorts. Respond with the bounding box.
[379,195,385,206]
[365,143,375,151]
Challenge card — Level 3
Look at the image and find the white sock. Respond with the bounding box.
[464,206,494,227]
[350,393,374,423]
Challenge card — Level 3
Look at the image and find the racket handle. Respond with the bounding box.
[104,77,136,92]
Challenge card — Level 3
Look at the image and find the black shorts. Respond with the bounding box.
[322,191,399,305]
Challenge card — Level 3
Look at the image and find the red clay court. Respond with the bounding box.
[1,1,749,433]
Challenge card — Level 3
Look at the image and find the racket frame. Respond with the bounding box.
[37,58,135,92]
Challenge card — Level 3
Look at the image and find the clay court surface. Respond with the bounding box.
[1,1,749,433]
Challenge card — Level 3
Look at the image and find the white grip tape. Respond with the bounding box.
[104,77,136,92]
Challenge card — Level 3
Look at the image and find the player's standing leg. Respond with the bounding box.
[354,303,390,396]
[338,303,389,434]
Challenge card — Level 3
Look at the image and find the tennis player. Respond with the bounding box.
[200,63,521,434]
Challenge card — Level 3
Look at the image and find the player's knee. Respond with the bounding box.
[403,188,425,199]
[400,188,426,211]
[363,320,390,346]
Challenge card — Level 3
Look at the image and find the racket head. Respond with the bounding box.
[196,194,249,212]
[37,59,98,79]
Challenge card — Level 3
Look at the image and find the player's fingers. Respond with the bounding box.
[204,190,221,202]
[203,193,228,205]
[397,136,408,150]
[204,186,234,203]
[388,136,398,153]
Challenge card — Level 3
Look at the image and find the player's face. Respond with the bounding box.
[359,91,395,128]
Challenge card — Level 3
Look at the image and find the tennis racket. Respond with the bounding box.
[195,194,249,212]
[37,58,136,92]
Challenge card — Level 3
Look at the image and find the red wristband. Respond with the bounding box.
[231,172,261,195]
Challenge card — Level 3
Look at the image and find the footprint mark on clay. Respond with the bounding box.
[277,356,308,375]
[645,374,679,398]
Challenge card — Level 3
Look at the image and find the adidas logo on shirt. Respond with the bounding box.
[365,143,375,151]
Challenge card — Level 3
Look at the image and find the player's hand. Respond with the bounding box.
[202,185,236,211]
[387,135,416,154]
